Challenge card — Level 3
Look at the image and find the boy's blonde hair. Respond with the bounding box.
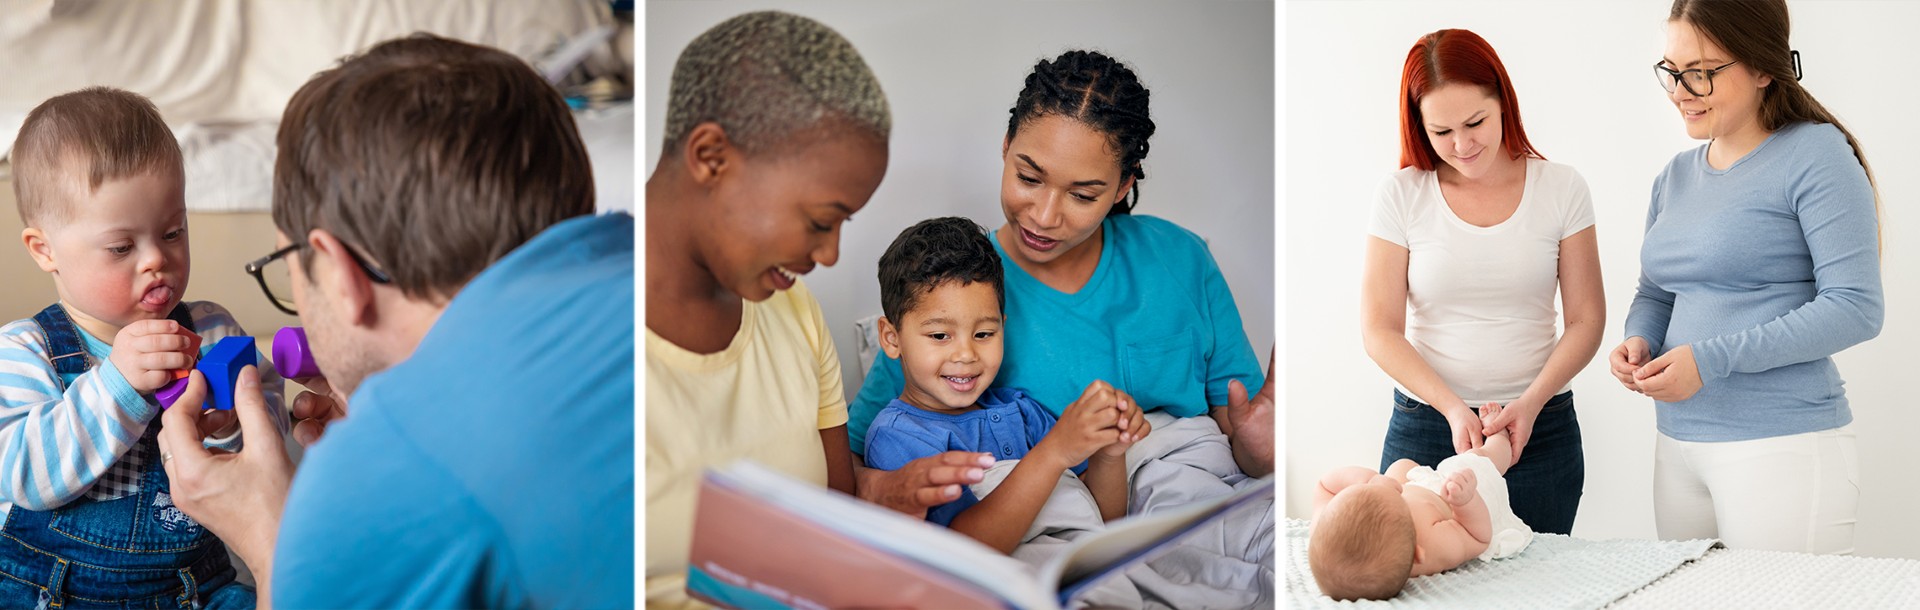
[1308,486,1416,601]
[11,87,183,228]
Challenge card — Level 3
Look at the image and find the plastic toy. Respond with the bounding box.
[155,336,256,410]
[272,327,320,379]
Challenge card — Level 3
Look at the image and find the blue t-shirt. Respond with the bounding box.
[272,214,635,609]
[1625,121,1882,442]
[864,387,1079,526]
[850,214,1263,454]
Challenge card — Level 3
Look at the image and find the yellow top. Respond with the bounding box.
[643,279,848,608]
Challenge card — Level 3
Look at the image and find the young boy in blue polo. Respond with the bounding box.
[864,217,1150,553]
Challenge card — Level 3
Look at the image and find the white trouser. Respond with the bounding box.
[1653,425,1859,554]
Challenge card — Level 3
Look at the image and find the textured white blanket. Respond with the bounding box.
[1609,547,1920,608]
[1286,518,1716,608]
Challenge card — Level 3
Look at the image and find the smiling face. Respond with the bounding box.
[1663,20,1771,142]
[699,130,889,302]
[997,115,1132,270]
[31,168,190,336]
[880,280,1005,413]
[1417,83,1506,181]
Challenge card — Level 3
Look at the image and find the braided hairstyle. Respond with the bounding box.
[1006,50,1155,216]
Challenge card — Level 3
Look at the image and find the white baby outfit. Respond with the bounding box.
[1405,453,1533,560]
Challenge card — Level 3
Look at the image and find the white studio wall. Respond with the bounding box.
[646,2,1276,398]
[1285,0,1920,558]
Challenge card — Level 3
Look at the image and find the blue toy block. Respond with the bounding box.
[198,336,256,411]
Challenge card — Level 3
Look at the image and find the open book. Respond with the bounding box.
[686,460,1274,609]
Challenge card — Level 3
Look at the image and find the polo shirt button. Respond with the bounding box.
[990,414,1001,422]
[1002,444,1014,454]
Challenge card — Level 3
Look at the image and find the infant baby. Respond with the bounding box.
[1307,403,1534,600]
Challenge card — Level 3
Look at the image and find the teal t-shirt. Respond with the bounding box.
[272,214,635,608]
[849,214,1263,454]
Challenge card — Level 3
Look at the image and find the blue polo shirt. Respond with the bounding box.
[851,214,1264,455]
[864,387,1080,526]
[272,214,635,609]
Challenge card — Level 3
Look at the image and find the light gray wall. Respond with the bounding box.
[645,1,1276,399]
[1285,0,1920,558]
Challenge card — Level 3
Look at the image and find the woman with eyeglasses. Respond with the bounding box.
[1361,29,1603,536]
[1611,0,1882,554]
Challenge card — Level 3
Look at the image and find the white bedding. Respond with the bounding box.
[1288,517,1920,608]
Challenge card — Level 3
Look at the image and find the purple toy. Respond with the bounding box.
[156,336,256,411]
[272,327,321,379]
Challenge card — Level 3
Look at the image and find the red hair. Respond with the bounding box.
[1398,29,1542,170]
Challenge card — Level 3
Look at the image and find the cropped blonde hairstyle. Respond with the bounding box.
[663,10,890,156]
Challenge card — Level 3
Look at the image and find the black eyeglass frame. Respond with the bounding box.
[1654,60,1740,97]
[244,243,394,316]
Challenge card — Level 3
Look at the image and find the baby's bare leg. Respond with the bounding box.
[1385,458,1420,482]
[1468,430,1513,474]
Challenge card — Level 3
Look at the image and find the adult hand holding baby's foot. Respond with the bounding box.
[1441,468,1479,507]
[109,319,201,394]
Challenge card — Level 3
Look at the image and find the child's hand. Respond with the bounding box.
[1039,380,1127,467]
[1442,468,1479,507]
[109,320,200,393]
[1096,390,1150,459]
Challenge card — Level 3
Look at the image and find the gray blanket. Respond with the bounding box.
[972,411,1275,609]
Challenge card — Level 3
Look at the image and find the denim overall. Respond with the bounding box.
[0,304,248,609]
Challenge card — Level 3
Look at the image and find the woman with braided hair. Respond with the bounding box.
[849,49,1276,605]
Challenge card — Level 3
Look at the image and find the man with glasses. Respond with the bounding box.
[154,34,635,608]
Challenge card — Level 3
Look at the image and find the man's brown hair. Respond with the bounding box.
[11,87,183,228]
[272,33,594,302]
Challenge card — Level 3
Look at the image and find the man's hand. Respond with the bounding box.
[856,451,994,518]
[109,320,199,393]
[158,366,294,582]
[289,376,347,447]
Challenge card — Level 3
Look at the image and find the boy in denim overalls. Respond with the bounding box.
[0,87,286,609]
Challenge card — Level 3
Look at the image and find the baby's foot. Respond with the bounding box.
[1479,401,1502,430]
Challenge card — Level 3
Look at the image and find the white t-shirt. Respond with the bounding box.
[1369,158,1595,405]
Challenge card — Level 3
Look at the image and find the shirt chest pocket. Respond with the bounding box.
[1122,330,1202,414]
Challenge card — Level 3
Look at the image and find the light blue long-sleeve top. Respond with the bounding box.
[849,214,1264,454]
[1625,121,1883,442]
[0,301,286,515]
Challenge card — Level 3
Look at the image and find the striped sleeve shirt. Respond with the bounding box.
[0,301,287,513]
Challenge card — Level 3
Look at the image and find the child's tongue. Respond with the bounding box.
[141,285,172,307]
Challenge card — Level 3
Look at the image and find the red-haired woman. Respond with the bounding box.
[1360,29,1604,535]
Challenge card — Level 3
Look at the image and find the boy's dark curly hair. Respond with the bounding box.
[878,217,1004,324]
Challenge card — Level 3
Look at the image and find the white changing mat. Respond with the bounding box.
[1286,518,1717,609]
[1610,547,1920,608]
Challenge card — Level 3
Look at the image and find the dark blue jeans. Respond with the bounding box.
[1380,389,1584,535]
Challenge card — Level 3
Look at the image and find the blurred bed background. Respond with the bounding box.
[0,0,634,344]
[0,2,632,585]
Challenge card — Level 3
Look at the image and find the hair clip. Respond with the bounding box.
[1791,50,1802,82]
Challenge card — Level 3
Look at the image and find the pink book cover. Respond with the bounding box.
[686,479,1008,609]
